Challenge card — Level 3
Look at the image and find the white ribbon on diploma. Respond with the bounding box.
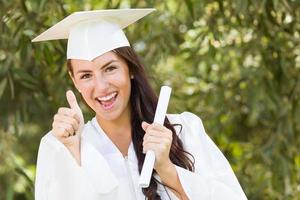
[139,86,172,188]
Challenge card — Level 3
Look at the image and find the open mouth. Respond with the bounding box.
[96,92,118,110]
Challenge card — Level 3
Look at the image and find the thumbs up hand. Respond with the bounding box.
[51,90,84,164]
[66,90,84,135]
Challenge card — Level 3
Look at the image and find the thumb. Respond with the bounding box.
[141,121,150,131]
[66,90,84,136]
[66,90,81,113]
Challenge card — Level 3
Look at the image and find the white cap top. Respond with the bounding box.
[32,8,155,61]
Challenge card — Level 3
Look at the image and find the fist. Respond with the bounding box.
[52,90,84,148]
[142,122,173,171]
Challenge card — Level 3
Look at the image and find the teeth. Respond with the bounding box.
[97,92,117,101]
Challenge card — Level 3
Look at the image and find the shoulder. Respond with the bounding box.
[168,111,203,125]
[167,112,208,149]
[167,111,206,135]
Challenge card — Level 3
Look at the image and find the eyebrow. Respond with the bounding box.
[75,60,118,75]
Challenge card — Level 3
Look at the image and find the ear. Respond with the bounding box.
[129,70,134,79]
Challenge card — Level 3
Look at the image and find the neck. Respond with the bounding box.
[95,107,132,156]
[97,114,131,137]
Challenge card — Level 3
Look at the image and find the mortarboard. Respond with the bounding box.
[32,8,155,61]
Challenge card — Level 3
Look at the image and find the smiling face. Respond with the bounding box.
[70,51,132,123]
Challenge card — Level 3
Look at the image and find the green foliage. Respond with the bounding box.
[1,0,299,199]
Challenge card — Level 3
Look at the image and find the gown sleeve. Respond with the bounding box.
[173,112,247,200]
[34,131,119,200]
[35,133,55,200]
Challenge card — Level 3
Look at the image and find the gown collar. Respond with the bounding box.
[90,117,136,160]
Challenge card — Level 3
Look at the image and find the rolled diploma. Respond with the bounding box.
[139,86,172,188]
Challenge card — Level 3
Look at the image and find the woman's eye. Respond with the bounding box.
[80,74,92,79]
[105,66,117,72]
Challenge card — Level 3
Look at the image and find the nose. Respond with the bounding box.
[94,74,110,93]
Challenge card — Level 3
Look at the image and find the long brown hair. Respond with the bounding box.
[68,47,195,199]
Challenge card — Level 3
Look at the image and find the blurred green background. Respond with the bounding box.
[1,0,300,199]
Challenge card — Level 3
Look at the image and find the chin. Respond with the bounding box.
[99,112,119,121]
[95,107,125,122]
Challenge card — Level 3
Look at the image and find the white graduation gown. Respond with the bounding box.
[35,112,247,200]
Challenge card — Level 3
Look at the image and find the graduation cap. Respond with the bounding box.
[32,8,155,61]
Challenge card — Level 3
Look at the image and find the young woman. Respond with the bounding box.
[34,9,247,200]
